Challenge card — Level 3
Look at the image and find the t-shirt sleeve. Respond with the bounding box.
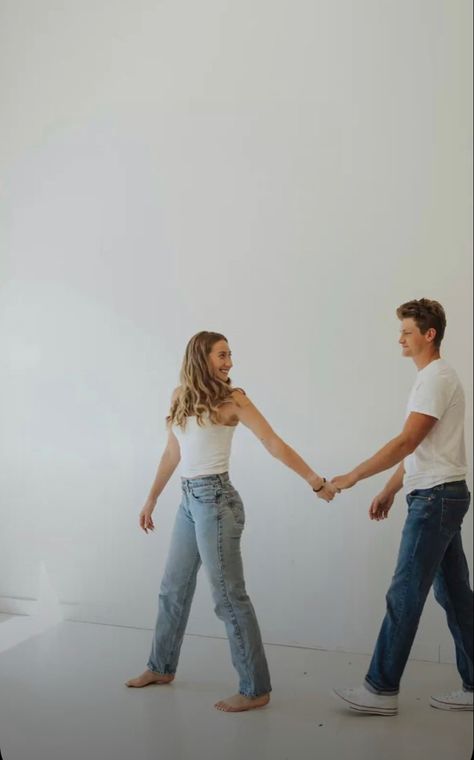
[409,374,453,420]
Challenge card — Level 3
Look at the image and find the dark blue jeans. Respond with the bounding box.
[365,480,473,695]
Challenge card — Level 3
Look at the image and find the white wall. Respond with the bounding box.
[1,0,472,664]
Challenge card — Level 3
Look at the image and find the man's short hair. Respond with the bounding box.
[396,298,446,348]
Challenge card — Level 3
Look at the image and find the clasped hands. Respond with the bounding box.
[314,471,394,521]
[312,470,358,503]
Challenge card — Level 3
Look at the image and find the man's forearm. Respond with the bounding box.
[382,462,405,496]
[352,436,412,483]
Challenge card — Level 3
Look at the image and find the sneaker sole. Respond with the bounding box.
[430,699,473,712]
[348,704,398,716]
[332,690,398,716]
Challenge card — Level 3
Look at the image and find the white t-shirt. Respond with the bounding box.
[403,358,467,492]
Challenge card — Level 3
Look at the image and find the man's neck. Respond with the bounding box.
[414,351,441,370]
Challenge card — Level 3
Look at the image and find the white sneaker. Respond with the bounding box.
[430,689,473,711]
[332,685,398,716]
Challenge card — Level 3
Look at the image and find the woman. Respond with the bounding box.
[126,331,337,712]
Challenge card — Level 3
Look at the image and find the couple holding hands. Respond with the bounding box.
[127,299,472,716]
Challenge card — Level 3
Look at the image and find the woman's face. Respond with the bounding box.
[208,339,233,382]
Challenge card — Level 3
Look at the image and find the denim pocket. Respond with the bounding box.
[190,484,221,504]
[407,490,434,502]
[407,494,434,518]
[229,499,245,527]
[440,497,470,536]
[220,487,245,527]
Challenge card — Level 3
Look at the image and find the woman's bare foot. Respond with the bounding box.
[125,670,175,688]
[214,693,270,712]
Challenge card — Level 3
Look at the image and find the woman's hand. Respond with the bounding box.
[314,479,339,503]
[139,500,156,533]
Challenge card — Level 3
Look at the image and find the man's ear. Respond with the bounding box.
[424,327,437,344]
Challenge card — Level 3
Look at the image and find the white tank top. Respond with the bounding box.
[173,416,237,478]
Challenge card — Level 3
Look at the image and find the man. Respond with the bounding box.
[331,298,473,715]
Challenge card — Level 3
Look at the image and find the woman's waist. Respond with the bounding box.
[179,445,232,474]
[181,471,231,490]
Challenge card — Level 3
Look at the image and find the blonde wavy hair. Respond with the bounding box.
[167,331,234,428]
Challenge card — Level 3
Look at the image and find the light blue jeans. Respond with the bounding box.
[147,472,272,697]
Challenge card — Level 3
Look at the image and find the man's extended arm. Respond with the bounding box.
[331,412,437,491]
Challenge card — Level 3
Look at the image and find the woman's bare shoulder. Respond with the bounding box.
[214,388,245,425]
[230,387,250,406]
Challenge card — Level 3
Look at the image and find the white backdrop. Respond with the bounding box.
[1,0,472,664]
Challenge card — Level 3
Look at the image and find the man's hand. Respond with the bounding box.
[315,480,339,503]
[331,471,359,491]
[369,491,395,521]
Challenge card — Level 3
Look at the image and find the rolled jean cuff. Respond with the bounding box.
[364,676,399,696]
[462,684,474,693]
[239,687,272,698]
[146,661,175,676]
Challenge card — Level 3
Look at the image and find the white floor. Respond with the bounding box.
[0,618,471,760]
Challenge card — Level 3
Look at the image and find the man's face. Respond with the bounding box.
[398,317,435,358]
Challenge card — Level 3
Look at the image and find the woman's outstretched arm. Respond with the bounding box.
[232,390,337,502]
